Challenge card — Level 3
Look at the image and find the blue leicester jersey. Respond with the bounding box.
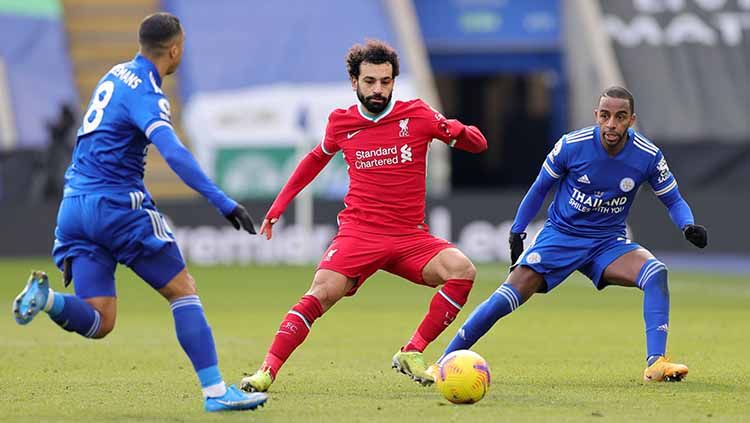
[63,54,173,196]
[542,126,677,237]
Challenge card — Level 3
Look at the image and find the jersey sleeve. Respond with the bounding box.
[648,150,678,197]
[128,82,173,138]
[541,136,568,180]
[319,113,340,156]
[418,100,453,140]
[419,100,488,152]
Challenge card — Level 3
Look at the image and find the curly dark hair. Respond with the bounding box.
[601,85,635,114]
[346,39,400,80]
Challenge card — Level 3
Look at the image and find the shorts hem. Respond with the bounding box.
[412,244,455,285]
[592,244,643,290]
[512,263,554,293]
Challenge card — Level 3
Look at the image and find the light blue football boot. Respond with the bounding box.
[204,384,268,412]
[13,271,50,325]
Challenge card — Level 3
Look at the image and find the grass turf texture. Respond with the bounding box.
[1,258,748,422]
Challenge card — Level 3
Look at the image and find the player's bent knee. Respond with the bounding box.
[159,269,197,301]
[89,308,116,339]
[457,260,477,280]
[308,273,350,310]
[507,266,544,300]
[83,297,116,339]
[442,256,477,281]
[308,282,344,309]
[92,318,116,339]
[639,260,668,294]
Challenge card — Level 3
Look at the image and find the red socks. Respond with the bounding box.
[261,295,323,378]
[403,279,473,352]
[260,279,473,377]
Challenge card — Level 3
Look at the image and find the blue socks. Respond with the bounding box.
[170,295,226,398]
[638,259,669,363]
[443,283,523,356]
[441,260,670,367]
[46,293,102,338]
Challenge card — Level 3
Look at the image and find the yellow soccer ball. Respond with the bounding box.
[435,350,491,404]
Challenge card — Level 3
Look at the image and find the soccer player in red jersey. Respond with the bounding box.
[240,40,488,392]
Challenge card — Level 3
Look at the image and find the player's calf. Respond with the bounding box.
[638,259,671,367]
[402,278,473,353]
[14,271,104,338]
[242,294,324,390]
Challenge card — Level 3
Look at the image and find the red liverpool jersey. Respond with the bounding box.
[265,99,487,235]
[320,99,472,233]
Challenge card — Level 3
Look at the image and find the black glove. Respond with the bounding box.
[509,232,527,264]
[683,224,707,248]
[224,204,257,234]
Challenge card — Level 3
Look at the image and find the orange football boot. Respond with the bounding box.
[643,356,688,382]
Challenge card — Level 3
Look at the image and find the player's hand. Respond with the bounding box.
[509,232,527,264]
[224,204,257,234]
[259,217,279,240]
[683,224,707,248]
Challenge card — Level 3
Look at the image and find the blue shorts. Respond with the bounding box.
[52,191,185,297]
[511,223,641,293]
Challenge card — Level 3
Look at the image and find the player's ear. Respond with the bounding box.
[351,77,357,91]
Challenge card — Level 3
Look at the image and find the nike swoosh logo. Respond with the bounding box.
[347,130,362,139]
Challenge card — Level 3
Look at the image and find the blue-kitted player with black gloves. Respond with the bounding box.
[12,12,267,412]
[437,86,708,382]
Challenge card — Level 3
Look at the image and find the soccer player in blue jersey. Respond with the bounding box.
[11,13,267,411]
[438,86,708,382]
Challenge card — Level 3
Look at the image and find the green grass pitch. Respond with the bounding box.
[1,258,748,422]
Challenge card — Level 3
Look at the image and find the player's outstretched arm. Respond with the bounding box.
[261,144,334,240]
[508,166,558,262]
[656,187,707,248]
[649,152,707,248]
[437,119,488,153]
[149,126,256,234]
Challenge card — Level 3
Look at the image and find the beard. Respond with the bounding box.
[357,89,391,114]
[602,126,629,147]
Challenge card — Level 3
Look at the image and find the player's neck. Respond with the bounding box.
[599,137,627,157]
[358,102,379,119]
[357,100,392,120]
[139,50,170,80]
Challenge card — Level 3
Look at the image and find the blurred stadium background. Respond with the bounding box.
[0,0,747,270]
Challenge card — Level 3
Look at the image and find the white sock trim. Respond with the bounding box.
[202,381,227,398]
[43,289,55,312]
[84,310,101,338]
[437,289,463,310]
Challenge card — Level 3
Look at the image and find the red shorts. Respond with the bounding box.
[317,227,455,296]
